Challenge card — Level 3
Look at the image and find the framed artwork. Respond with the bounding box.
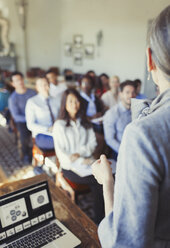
[64,43,73,56]
[73,51,83,66]
[73,34,83,49]
[84,44,95,59]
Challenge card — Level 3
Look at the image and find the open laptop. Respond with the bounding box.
[0,181,81,248]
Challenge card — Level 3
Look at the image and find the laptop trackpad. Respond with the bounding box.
[43,243,59,248]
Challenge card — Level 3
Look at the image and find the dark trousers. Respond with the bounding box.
[16,122,32,158]
[35,134,54,150]
[62,169,104,225]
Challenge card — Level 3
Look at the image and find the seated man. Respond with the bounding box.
[8,71,36,164]
[134,79,147,99]
[103,80,136,160]
[45,69,67,98]
[25,77,60,150]
[80,75,105,134]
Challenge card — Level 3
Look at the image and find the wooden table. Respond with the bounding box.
[0,174,101,248]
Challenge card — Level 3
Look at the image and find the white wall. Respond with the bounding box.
[27,0,61,70]
[59,0,170,84]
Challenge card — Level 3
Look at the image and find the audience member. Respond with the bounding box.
[80,75,105,133]
[86,70,96,78]
[101,75,120,109]
[92,6,170,248]
[46,69,67,98]
[53,88,104,224]
[96,73,110,97]
[86,70,98,90]
[134,78,147,99]
[25,77,60,150]
[8,71,36,164]
[63,69,74,81]
[103,80,136,160]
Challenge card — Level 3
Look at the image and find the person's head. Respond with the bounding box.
[109,76,120,93]
[133,79,142,95]
[86,70,96,78]
[45,70,58,85]
[119,80,136,109]
[147,5,170,93]
[80,75,95,95]
[11,71,25,90]
[59,88,91,128]
[64,69,74,81]
[99,73,109,89]
[36,77,49,98]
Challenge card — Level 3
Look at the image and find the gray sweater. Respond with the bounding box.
[98,88,170,248]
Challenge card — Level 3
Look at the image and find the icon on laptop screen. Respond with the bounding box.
[30,189,49,209]
[0,198,28,228]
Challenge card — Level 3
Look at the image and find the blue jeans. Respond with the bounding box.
[35,134,54,150]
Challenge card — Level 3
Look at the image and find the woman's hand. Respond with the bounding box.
[92,154,114,216]
[92,154,114,185]
[70,153,80,162]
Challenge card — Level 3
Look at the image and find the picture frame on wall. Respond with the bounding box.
[73,34,83,49]
[84,44,95,59]
[64,43,73,56]
[73,51,83,66]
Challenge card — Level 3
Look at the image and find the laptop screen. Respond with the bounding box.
[0,181,55,245]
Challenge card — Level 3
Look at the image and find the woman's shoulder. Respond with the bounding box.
[127,105,170,143]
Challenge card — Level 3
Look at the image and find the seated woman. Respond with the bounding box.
[101,75,120,109]
[96,73,110,98]
[80,75,105,133]
[53,88,104,224]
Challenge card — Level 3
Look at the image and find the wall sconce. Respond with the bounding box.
[15,0,28,30]
[96,30,103,47]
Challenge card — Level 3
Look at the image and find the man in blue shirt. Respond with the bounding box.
[103,80,136,160]
[25,77,61,150]
[8,71,36,164]
[134,79,147,99]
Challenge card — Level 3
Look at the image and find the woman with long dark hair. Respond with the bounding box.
[53,88,104,224]
[92,6,170,247]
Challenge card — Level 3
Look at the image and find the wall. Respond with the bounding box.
[27,0,61,71]
[0,0,26,72]
[0,0,61,73]
[59,0,170,85]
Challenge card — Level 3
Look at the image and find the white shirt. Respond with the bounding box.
[101,90,119,109]
[80,91,97,117]
[49,83,67,98]
[25,94,60,137]
[53,119,97,170]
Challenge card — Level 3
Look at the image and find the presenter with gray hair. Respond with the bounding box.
[92,5,170,248]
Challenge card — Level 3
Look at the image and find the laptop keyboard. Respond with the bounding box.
[4,222,67,248]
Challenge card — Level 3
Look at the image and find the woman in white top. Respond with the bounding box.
[53,88,104,224]
[101,76,120,109]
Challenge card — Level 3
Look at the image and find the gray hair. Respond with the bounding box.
[148,5,170,81]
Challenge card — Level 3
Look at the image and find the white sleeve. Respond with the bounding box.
[79,128,97,157]
[52,121,71,165]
